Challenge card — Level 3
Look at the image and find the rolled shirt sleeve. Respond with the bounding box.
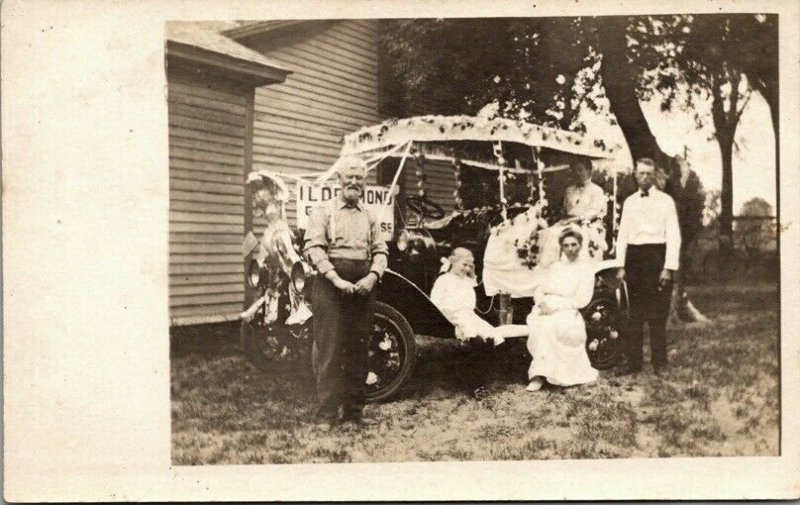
[368,208,389,277]
[303,206,335,275]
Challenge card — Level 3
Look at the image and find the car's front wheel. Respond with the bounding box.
[365,301,418,402]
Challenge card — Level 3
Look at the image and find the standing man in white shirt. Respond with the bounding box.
[615,158,682,376]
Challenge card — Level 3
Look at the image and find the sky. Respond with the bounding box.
[583,90,777,214]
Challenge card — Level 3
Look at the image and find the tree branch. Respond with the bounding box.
[734,87,752,124]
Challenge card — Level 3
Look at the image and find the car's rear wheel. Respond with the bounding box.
[365,301,418,402]
[582,285,627,370]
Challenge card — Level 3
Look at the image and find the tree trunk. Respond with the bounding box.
[717,134,735,263]
[596,17,670,167]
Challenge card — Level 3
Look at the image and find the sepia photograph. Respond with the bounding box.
[3,0,798,501]
[167,15,780,464]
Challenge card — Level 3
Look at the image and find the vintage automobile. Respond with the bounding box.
[240,115,629,402]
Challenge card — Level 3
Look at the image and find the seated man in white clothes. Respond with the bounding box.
[536,159,608,268]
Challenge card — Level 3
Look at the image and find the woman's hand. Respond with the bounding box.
[538,299,555,315]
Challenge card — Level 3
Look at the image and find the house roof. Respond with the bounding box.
[222,20,310,40]
[166,21,291,72]
[165,21,291,86]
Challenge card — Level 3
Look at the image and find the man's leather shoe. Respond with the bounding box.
[342,416,378,429]
[315,414,338,432]
[315,420,334,432]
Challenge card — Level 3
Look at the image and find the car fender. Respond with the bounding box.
[376,269,455,339]
[591,260,629,316]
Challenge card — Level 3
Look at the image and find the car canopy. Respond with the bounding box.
[341,115,617,159]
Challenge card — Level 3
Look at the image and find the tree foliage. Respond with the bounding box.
[380,18,603,131]
[632,14,777,256]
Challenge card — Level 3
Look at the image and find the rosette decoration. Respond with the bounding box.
[452,158,463,211]
[414,151,426,199]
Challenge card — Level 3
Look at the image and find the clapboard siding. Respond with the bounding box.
[171,303,244,319]
[170,127,245,148]
[168,93,247,115]
[170,273,243,286]
[170,263,244,275]
[170,232,243,244]
[250,20,381,226]
[404,159,457,216]
[169,81,248,106]
[169,114,246,138]
[168,74,248,323]
[170,136,246,156]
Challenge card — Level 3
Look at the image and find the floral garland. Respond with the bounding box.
[491,200,549,269]
[572,215,607,260]
[452,158,463,211]
[414,151,426,198]
[343,115,616,159]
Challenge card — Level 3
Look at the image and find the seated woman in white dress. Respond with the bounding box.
[430,247,509,346]
[536,160,608,268]
[526,228,599,391]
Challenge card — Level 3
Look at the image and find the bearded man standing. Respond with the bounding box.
[304,156,388,431]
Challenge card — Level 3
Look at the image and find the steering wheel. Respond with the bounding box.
[406,194,445,220]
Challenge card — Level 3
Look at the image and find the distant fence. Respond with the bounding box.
[685,215,779,283]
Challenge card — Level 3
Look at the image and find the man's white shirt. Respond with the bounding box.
[616,187,682,270]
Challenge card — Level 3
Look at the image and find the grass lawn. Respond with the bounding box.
[171,281,779,464]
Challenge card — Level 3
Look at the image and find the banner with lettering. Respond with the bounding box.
[296,183,395,240]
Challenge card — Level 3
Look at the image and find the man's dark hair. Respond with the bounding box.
[635,157,656,169]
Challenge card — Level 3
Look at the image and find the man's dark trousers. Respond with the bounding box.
[312,258,375,421]
[624,244,672,369]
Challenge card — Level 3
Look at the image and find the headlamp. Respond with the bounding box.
[247,259,264,288]
[290,261,307,293]
[397,229,410,252]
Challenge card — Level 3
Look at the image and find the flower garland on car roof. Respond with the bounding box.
[341,115,615,160]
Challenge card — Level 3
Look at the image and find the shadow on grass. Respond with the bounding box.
[171,281,780,464]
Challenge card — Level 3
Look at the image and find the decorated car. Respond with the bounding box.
[240,115,629,401]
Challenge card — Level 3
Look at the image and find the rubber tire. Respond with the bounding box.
[584,290,625,370]
[365,301,418,403]
[240,319,285,371]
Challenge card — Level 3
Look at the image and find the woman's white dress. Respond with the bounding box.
[526,259,599,386]
[430,272,500,343]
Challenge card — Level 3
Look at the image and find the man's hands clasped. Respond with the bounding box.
[328,271,378,296]
[353,272,378,296]
[331,276,357,295]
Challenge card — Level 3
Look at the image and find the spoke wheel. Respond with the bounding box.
[365,302,418,402]
[241,317,311,370]
[582,290,625,370]
[240,319,287,370]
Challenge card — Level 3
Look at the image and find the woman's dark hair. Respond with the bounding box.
[558,227,583,246]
